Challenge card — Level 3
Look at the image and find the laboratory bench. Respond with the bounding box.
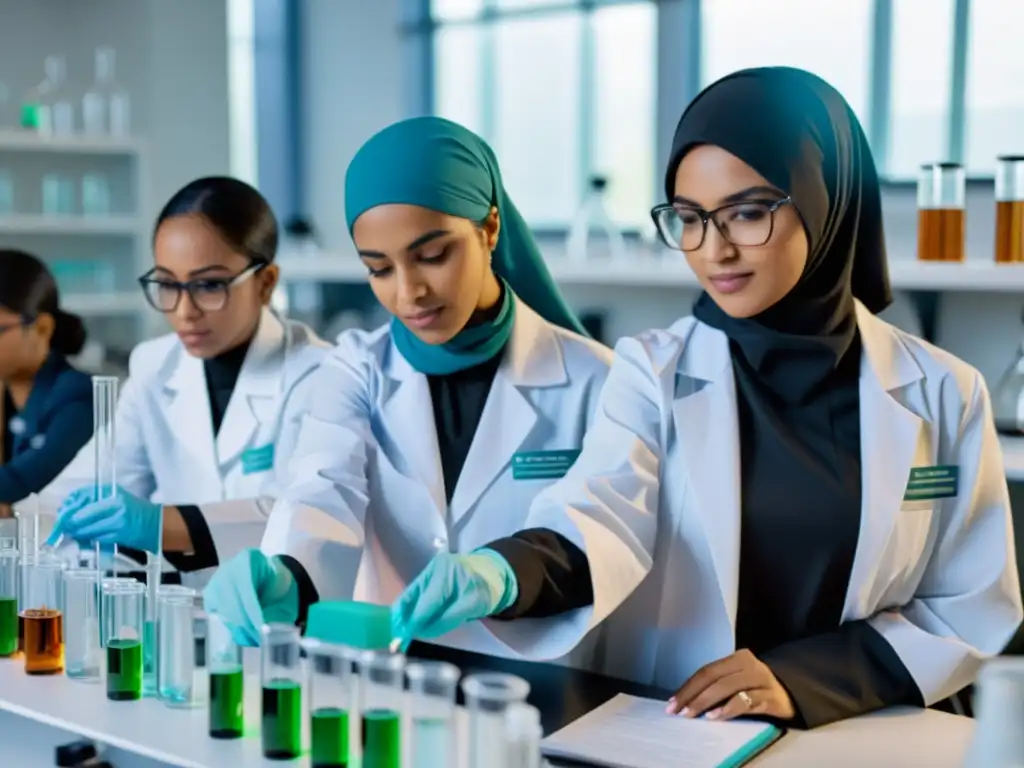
[0,641,975,767]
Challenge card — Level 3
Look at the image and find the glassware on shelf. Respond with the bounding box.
[916,162,965,262]
[42,173,75,215]
[82,47,130,137]
[21,55,74,135]
[566,175,628,263]
[81,174,111,216]
[0,80,10,128]
[995,156,1024,264]
[993,327,1024,436]
[0,169,13,215]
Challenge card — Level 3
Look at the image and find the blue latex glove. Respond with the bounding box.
[46,485,162,553]
[203,548,299,647]
[391,549,519,651]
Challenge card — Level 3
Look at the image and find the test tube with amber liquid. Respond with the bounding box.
[995,156,1024,263]
[20,551,65,674]
[917,162,966,262]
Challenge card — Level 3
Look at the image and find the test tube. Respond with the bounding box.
[995,156,1024,263]
[359,650,406,768]
[406,661,460,768]
[20,551,65,675]
[63,567,101,681]
[462,673,531,768]
[92,376,118,577]
[503,703,543,768]
[0,544,18,657]
[102,577,145,700]
[262,623,303,760]
[208,612,244,739]
[143,551,162,696]
[917,162,966,262]
[304,639,356,768]
[157,584,200,707]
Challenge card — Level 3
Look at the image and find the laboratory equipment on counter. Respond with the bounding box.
[566,175,627,263]
[359,649,406,768]
[962,657,1024,767]
[82,47,130,137]
[208,612,244,739]
[0,544,17,656]
[917,162,966,262]
[20,551,65,675]
[102,577,145,700]
[143,552,161,696]
[157,584,200,707]
[303,638,356,768]
[504,702,543,768]
[992,326,1024,435]
[407,661,460,768]
[262,623,303,760]
[995,156,1024,263]
[63,567,101,681]
[21,54,73,134]
[462,672,531,768]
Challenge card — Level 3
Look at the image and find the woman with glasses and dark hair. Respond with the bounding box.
[45,176,329,588]
[388,68,1022,729]
[0,249,91,510]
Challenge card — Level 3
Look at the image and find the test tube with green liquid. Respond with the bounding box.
[261,623,302,760]
[303,639,357,768]
[359,650,405,768]
[208,612,244,739]
[0,545,18,657]
[102,578,145,701]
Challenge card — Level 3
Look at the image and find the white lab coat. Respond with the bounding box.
[261,298,613,657]
[43,308,329,588]
[483,301,1023,704]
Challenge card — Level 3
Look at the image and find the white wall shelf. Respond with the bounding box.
[0,214,141,236]
[63,292,144,316]
[0,129,144,156]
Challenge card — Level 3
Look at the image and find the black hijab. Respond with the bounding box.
[667,67,891,400]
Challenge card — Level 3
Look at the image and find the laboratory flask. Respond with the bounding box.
[993,329,1024,435]
[917,163,966,262]
[963,657,1024,767]
[566,175,627,263]
[996,156,1024,263]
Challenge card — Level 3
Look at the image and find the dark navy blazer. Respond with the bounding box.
[1,354,93,504]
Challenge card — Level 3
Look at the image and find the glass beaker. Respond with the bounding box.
[0,545,17,657]
[359,650,406,768]
[157,585,200,707]
[963,657,1024,767]
[407,661,460,768]
[304,639,356,768]
[566,175,628,263]
[462,672,531,768]
[996,156,1024,264]
[262,623,303,760]
[208,612,244,739]
[102,577,145,700]
[20,551,65,675]
[917,163,966,262]
[82,47,130,137]
[63,568,101,681]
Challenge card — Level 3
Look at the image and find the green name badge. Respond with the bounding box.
[904,465,959,501]
[241,443,275,475]
[512,449,581,481]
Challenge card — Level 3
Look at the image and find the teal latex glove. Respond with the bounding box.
[203,548,299,647]
[391,549,519,651]
[46,485,162,553]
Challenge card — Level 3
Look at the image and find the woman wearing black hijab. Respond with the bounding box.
[389,67,1023,729]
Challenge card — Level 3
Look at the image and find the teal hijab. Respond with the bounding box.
[344,116,586,375]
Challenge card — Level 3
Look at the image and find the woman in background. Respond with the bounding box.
[46,176,329,587]
[0,248,92,510]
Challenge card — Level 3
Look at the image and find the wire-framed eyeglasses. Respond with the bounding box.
[138,261,267,313]
[650,196,793,252]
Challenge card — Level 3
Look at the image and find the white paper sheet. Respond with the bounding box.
[541,694,781,768]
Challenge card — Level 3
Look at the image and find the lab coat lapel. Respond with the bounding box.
[448,300,560,526]
[216,309,286,468]
[163,345,219,490]
[671,321,742,628]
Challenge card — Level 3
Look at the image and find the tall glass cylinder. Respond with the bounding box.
[0,545,17,657]
[63,568,101,681]
[91,376,118,582]
[20,551,65,675]
[407,661,459,768]
[157,585,200,707]
[359,650,405,768]
[208,612,244,739]
[102,578,144,701]
[144,552,161,695]
[262,623,303,760]
[304,639,356,768]
[995,156,1024,263]
[917,162,966,262]
[462,673,531,768]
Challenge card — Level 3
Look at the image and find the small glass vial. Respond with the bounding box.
[0,545,18,657]
[995,156,1024,263]
[462,673,531,768]
[359,650,406,768]
[262,623,303,760]
[917,162,966,262]
[82,47,131,137]
[407,661,460,768]
[20,551,65,675]
[63,567,101,681]
[157,585,201,707]
[304,639,356,768]
[102,578,145,700]
[208,612,244,739]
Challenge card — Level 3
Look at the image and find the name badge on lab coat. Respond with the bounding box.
[904,465,959,501]
[512,449,581,481]
[241,443,275,475]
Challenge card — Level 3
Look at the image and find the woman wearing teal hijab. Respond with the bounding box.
[203,117,613,649]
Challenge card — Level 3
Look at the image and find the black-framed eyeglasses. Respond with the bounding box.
[138,261,267,313]
[650,197,793,252]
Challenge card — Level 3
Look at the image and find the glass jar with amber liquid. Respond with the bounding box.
[917,162,966,262]
[995,156,1024,263]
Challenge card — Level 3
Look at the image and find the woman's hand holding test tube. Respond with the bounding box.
[46,485,162,553]
[203,548,299,646]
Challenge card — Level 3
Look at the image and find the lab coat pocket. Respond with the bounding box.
[886,504,938,603]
